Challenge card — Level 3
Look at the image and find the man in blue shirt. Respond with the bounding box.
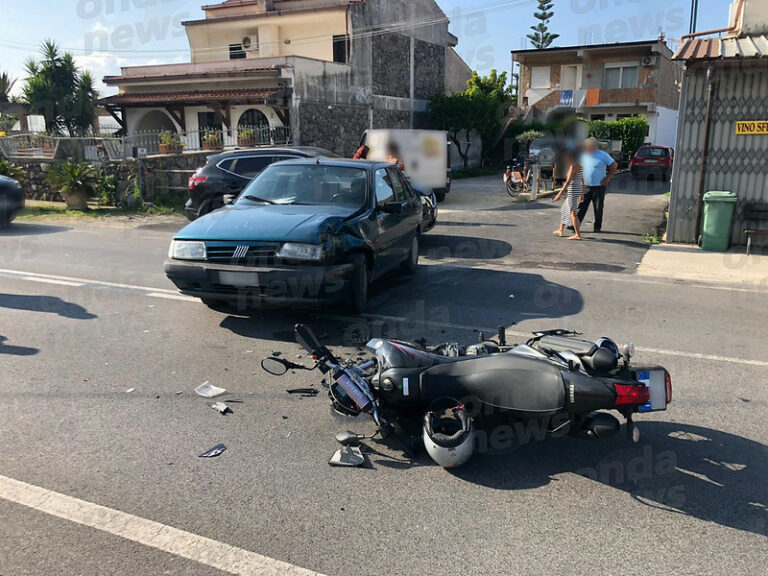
[576,137,618,232]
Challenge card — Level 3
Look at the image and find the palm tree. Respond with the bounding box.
[0,72,16,103]
[45,159,99,210]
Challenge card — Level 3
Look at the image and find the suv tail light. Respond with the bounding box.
[189,175,208,190]
[665,373,672,404]
[614,384,650,406]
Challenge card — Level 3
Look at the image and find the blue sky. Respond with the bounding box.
[0,0,726,96]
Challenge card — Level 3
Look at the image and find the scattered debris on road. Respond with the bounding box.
[209,401,232,415]
[199,444,227,458]
[329,446,365,467]
[195,381,226,398]
[125,388,135,394]
[287,388,319,397]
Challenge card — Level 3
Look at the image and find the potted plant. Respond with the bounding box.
[159,131,184,154]
[238,128,257,147]
[202,129,222,150]
[44,159,99,210]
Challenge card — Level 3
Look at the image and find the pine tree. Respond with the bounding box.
[527,0,559,49]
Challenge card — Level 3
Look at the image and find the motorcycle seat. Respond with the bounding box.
[538,335,597,357]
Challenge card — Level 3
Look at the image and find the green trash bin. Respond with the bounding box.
[701,191,738,252]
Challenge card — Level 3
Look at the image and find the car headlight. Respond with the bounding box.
[276,242,324,261]
[169,240,206,260]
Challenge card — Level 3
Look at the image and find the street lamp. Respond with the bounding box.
[689,0,699,34]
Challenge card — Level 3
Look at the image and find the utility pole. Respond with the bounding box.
[689,0,699,35]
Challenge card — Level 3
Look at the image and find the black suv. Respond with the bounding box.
[185,147,336,220]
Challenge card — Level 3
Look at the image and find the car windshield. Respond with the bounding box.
[236,164,368,209]
[637,148,666,157]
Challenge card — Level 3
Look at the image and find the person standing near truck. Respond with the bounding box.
[576,137,618,233]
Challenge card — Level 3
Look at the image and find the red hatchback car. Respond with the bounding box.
[630,145,674,180]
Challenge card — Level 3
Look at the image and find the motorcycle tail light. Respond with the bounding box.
[665,373,672,404]
[614,384,650,406]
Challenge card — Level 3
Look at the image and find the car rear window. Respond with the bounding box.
[637,148,667,157]
[238,165,368,209]
[232,156,275,178]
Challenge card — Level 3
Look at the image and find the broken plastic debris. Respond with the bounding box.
[125,388,135,394]
[199,444,227,458]
[329,446,365,467]
[209,402,232,415]
[287,388,319,396]
[195,381,226,398]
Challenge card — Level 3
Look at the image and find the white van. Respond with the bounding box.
[359,129,451,201]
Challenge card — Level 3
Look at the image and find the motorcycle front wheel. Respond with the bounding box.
[505,180,522,198]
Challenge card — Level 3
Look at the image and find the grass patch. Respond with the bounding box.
[642,231,662,245]
[18,204,181,220]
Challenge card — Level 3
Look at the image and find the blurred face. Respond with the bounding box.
[585,141,598,154]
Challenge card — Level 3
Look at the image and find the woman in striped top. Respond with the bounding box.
[553,149,584,240]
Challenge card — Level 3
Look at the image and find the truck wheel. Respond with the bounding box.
[400,236,419,274]
[349,253,369,314]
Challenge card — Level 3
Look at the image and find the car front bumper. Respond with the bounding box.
[164,259,355,306]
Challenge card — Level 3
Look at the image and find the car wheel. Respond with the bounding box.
[662,170,669,181]
[0,211,9,228]
[401,235,419,275]
[349,253,369,314]
[435,191,446,203]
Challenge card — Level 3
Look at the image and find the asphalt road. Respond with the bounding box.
[1,175,767,576]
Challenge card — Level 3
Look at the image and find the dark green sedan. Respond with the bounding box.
[165,159,422,312]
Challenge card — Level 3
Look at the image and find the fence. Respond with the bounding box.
[123,125,292,158]
[0,125,292,163]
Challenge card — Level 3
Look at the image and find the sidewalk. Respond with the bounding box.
[637,243,768,286]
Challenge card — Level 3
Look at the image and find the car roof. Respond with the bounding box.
[208,146,335,161]
[639,145,671,149]
[270,158,391,169]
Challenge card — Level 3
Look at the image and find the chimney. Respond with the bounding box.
[255,0,274,14]
[731,0,768,37]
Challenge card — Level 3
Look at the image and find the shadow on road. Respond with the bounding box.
[421,234,512,260]
[0,335,39,356]
[0,293,97,320]
[0,223,72,236]
[445,421,768,538]
[217,266,584,346]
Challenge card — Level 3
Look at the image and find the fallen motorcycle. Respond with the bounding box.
[262,325,672,468]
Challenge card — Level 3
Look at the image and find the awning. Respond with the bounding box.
[97,88,283,107]
[674,35,768,62]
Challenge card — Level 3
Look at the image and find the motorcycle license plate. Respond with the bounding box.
[637,369,667,412]
[218,271,259,287]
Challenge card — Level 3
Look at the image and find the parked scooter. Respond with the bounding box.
[262,325,672,469]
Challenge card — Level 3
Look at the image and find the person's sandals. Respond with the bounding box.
[567,235,583,240]
[553,230,564,237]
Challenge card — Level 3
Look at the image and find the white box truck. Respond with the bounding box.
[359,129,451,202]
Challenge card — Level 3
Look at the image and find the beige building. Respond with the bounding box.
[512,39,683,148]
[98,0,472,155]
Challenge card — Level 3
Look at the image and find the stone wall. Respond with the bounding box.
[8,151,210,203]
[371,34,411,98]
[414,40,445,100]
[297,102,369,156]
[373,109,410,130]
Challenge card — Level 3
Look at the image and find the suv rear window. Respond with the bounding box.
[637,148,667,158]
[232,156,274,178]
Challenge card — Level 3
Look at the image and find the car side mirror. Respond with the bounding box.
[377,202,403,214]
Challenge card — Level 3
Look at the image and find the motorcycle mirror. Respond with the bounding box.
[623,342,635,358]
[295,323,322,355]
[336,431,365,446]
[261,357,289,376]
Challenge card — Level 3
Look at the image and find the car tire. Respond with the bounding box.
[400,235,419,275]
[349,253,369,314]
[435,191,446,203]
[662,170,669,181]
[0,211,9,228]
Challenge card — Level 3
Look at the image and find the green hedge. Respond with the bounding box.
[587,116,649,158]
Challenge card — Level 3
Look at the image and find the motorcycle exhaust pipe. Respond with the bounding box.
[571,412,620,441]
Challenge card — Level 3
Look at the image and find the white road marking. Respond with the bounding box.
[0,473,326,576]
[22,277,84,287]
[1,266,767,368]
[146,292,198,302]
